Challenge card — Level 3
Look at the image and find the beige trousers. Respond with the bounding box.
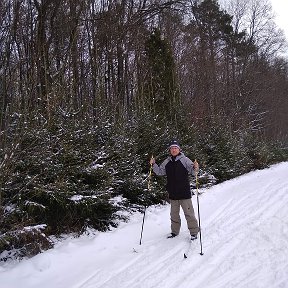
[170,199,199,236]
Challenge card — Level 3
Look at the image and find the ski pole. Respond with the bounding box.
[139,207,146,245]
[139,157,153,245]
[195,160,204,255]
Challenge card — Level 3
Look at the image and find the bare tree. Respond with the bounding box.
[220,0,287,58]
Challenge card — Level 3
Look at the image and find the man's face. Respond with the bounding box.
[170,146,180,156]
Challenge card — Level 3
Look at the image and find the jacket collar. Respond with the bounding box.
[169,152,184,161]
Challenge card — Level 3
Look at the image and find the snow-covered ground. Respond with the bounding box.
[1,162,288,288]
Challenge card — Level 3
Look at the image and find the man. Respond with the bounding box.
[150,140,199,240]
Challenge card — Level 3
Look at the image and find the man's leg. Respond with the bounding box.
[180,199,199,235]
[170,200,181,235]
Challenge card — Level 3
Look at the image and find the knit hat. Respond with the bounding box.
[169,140,181,150]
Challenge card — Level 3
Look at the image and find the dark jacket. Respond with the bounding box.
[152,153,195,200]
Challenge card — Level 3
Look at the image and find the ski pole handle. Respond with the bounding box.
[194,159,199,176]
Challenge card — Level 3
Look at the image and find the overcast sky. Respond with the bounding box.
[270,0,288,40]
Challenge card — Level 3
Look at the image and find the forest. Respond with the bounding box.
[1,0,288,261]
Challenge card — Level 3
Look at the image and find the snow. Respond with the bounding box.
[1,162,288,288]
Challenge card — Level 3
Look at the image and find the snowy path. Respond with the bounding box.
[1,162,288,288]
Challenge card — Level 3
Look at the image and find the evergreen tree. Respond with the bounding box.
[144,28,180,121]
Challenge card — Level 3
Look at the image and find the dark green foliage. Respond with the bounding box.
[0,117,169,260]
[192,121,288,183]
[117,179,166,208]
[192,0,234,41]
[80,168,112,189]
[144,29,180,120]
[268,144,288,163]
[197,124,247,181]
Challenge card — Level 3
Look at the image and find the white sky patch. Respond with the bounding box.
[270,0,288,40]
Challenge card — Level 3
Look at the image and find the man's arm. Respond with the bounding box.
[181,157,199,176]
[150,157,169,176]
